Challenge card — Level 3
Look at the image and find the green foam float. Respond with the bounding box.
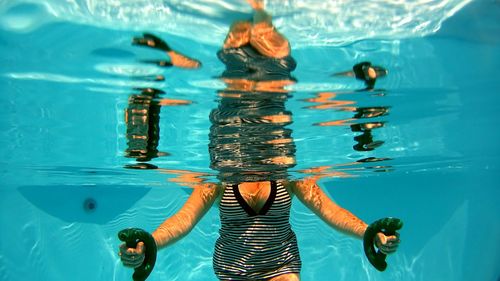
[363,217,403,271]
[118,228,157,281]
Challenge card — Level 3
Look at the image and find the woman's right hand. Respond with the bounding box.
[118,242,146,268]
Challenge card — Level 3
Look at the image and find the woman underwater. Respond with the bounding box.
[118,1,400,280]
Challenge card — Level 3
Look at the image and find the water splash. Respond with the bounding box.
[0,0,472,46]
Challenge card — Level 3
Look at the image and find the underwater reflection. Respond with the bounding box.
[117,2,402,280]
[117,0,394,177]
[208,79,297,183]
[123,87,193,170]
[206,13,301,183]
[306,90,391,154]
[122,33,202,170]
[121,42,394,177]
[124,88,165,165]
[332,61,388,90]
[350,107,389,152]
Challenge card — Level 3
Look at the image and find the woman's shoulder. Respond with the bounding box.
[279,179,296,197]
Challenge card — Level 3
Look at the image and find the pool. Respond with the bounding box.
[1,1,499,281]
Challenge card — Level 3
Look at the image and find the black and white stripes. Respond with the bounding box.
[213,181,301,280]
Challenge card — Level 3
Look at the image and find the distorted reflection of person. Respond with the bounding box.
[118,1,400,280]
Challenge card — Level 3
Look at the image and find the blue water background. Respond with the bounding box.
[0,1,499,281]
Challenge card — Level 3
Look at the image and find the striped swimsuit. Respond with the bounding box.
[213,181,301,280]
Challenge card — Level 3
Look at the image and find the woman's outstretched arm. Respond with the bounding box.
[119,183,221,268]
[289,178,400,255]
[290,178,367,238]
[152,183,221,249]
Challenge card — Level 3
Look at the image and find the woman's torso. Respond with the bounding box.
[213,180,301,280]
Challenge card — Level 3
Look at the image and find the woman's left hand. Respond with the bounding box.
[374,232,400,255]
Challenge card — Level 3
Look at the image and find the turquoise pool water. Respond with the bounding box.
[1,1,499,281]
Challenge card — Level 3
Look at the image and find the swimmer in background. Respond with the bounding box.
[119,1,400,280]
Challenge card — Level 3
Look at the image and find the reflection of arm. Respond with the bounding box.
[290,178,367,239]
[152,183,221,249]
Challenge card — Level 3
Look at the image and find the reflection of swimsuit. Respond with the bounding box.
[213,180,301,280]
[208,92,296,183]
[210,45,297,183]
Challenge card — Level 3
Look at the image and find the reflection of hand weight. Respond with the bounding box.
[363,218,403,271]
[350,107,388,152]
[350,122,385,151]
[118,228,158,281]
